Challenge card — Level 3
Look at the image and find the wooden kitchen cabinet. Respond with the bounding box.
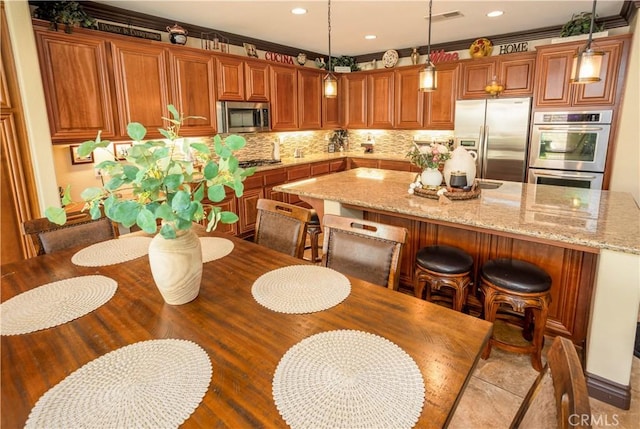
[342,73,367,128]
[286,164,311,205]
[297,68,322,129]
[111,40,169,138]
[244,59,270,102]
[533,34,630,108]
[270,65,298,130]
[34,25,117,142]
[168,49,217,136]
[215,56,244,101]
[236,173,265,236]
[394,65,424,129]
[216,56,270,102]
[367,70,395,128]
[458,51,535,99]
[424,61,458,129]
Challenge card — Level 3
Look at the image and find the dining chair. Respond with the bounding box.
[254,199,312,259]
[321,214,408,289]
[22,212,118,256]
[510,336,592,429]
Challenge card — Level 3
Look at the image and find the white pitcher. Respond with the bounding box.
[443,146,477,188]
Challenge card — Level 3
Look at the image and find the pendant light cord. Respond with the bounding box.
[586,0,597,49]
[426,0,432,62]
[328,0,332,71]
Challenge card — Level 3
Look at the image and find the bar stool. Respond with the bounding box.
[414,245,473,312]
[304,209,322,263]
[480,258,552,371]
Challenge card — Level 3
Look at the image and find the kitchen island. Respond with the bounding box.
[274,168,640,409]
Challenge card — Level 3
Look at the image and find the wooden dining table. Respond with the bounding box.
[1,229,492,428]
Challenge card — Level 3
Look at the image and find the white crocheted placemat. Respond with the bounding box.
[71,236,153,267]
[25,339,212,429]
[252,265,351,314]
[0,275,117,336]
[200,237,234,263]
[273,330,425,428]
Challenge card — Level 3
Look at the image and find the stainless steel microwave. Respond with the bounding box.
[216,101,270,133]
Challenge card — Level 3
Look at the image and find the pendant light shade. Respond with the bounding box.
[570,0,604,84]
[419,0,437,92]
[324,0,337,98]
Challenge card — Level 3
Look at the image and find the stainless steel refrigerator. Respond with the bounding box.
[454,97,532,182]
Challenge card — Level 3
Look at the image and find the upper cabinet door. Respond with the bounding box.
[168,49,217,136]
[533,34,630,108]
[270,64,298,130]
[34,28,117,142]
[458,59,495,99]
[343,74,367,128]
[367,70,394,128]
[244,59,270,102]
[394,66,424,129]
[216,56,245,101]
[425,62,458,129]
[297,68,322,129]
[111,40,169,138]
[499,52,536,97]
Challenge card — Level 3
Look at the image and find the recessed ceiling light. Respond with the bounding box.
[487,10,503,18]
[291,7,307,15]
[365,35,377,40]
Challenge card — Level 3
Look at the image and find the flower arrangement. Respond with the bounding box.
[406,142,451,170]
[46,105,255,239]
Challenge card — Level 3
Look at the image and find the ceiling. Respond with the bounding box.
[92,1,627,57]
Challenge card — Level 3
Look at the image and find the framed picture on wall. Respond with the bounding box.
[113,142,133,160]
[69,145,94,165]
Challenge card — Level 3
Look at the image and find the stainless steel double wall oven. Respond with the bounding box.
[528,110,613,190]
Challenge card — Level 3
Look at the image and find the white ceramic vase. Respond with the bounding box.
[148,228,202,305]
[421,168,443,188]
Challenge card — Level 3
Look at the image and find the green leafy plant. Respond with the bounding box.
[33,1,97,33]
[330,56,360,72]
[46,105,255,239]
[560,12,604,37]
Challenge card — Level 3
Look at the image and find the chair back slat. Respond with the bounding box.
[22,213,118,256]
[321,214,407,289]
[510,336,592,429]
[254,199,312,259]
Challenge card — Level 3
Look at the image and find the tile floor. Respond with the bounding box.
[304,237,640,428]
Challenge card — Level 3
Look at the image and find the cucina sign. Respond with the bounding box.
[265,52,295,65]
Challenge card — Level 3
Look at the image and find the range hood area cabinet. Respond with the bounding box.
[215,55,270,102]
[458,51,536,99]
[533,34,631,108]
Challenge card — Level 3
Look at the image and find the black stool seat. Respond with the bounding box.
[482,258,551,294]
[416,245,473,275]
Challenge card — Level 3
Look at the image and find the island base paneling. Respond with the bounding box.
[365,211,597,346]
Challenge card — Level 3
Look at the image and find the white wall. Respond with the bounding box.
[609,13,640,204]
[4,0,59,211]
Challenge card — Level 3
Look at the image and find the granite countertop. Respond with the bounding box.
[274,168,640,255]
[246,151,411,171]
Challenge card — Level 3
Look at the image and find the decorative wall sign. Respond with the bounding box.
[428,49,459,63]
[244,43,258,58]
[498,42,529,54]
[265,51,295,65]
[97,22,161,41]
[69,145,93,165]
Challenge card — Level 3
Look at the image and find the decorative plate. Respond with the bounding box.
[382,49,399,68]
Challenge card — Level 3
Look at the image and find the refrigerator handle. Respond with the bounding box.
[481,125,489,178]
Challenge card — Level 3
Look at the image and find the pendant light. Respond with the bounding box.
[323,0,338,98]
[419,0,437,91]
[570,0,604,84]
